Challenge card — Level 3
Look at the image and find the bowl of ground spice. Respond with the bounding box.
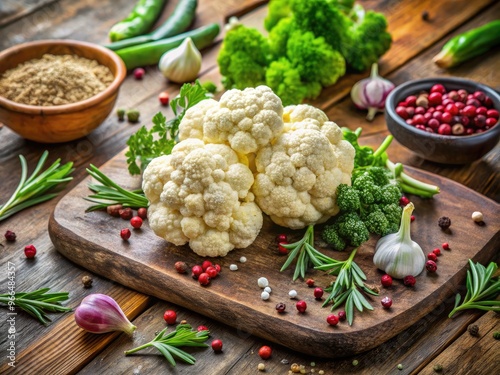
[0,39,126,143]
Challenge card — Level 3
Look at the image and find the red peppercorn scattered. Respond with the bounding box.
[198,273,210,286]
[306,278,315,287]
[130,216,143,229]
[205,266,218,279]
[433,248,441,256]
[313,287,324,299]
[427,252,438,262]
[119,207,133,220]
[120,228,131,240]
[326,314,339,326]
[211,339,223,352]
[278,242,289,255]
[202,260,213,271]
[258,345,272,360]
[442,242,450,250]
[163,310,177,325]
[381,296,393,308]
[296,300,307,313]
[214,264,221,273]
[4,230,16,241]
[381,274,393,287]
[410,215,415,222]
[426,260,438,273]
[158,91,169,106]
[24,244,37,258]
[276,233,288,243]
[197,325,209,332]
[403,275,416,287]
[338,310,347,321]
[191,265,203,279]
[133,67,145,80]
[399,196,410,206]
[175,261,188,274]
[395,85,498,136]
[275,302,286,313]
[137,207,147,219]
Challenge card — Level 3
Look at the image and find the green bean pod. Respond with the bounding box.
[109,0,167,42]
[106,0,198,51]
[116,23,220,70]
[433,20,500,68]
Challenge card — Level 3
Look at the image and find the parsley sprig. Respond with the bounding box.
[125,324,210,366]
[125,80,212,175]
[448,260,500,318]
[0,151,73,221]
[0,288,72,325]
[316,248,378,325]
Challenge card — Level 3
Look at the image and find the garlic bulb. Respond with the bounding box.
[373,202,425,279]
[158,37,202,83]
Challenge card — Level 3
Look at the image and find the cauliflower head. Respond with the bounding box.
[142,138,263,257]
[252,105,355,229]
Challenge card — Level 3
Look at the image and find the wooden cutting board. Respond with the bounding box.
[48,148,500,358]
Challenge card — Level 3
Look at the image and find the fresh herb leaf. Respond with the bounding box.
[125,80,212,175]
[0,151,73,221]
[0,288,72,325]
[449,260,500,318]
[84,164,149,211]
[125,324,210,366]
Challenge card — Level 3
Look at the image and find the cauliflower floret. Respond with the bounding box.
[178,99,219,141]
[252,121,355,229]
[203,86,284,154]
[142,139,263,257]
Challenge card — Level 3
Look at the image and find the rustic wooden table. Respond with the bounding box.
[1,0,499,374]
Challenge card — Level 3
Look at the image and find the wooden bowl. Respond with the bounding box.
[385,77,500,164]
[0,40,126,143]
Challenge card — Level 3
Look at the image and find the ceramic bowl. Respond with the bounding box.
[385,77,500,164]
[0,39,126,143]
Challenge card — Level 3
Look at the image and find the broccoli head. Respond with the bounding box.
[265,58,306,106]
[217,25,271,89]
[366,166,391,186]
[381,203,402,229]
[264,0,292,32]
[341,7,392,72]
[379,184,402,205]
[322,224,346,251]
[269,17,295,60]
[337,212,370,247]
[364,209,390,236]
[286,30,346,87]
[337,184,361,212]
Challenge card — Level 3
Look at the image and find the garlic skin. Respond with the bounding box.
[159,37,202,83]
[74,294,136,335]
[351,63,395,121]
[373,202,425,279]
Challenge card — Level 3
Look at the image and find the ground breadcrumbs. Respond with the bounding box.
[0,54,114,106]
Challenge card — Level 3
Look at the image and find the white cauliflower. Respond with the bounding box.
[142,138,263,257]
[252,105,355,229]
[179,85,284,155]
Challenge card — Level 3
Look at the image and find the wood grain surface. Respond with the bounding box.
[48,143,500,358]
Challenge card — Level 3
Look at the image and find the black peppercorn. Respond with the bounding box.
[438,216,451,230]
[421,10,430,21]
[82,275,93,288]
[468,324,479,337]
[4,230,16,241]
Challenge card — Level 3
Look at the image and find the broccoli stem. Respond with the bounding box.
[372,134,393,158]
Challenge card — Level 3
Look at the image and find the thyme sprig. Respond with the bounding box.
[125,324,210,366]
[448,260,500,318]
[0,288,72,325]
[84,164,149,211]
[280,225,339,280]
[0,151,73,221]
[316,248,378,325]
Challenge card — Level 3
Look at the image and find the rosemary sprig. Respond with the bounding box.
[316,248,378,325]
[84,164,149,211]
[280,225,339,280]
[0,151,74,221]
[125,324,210,366]
[448,260,500,318]
[0,288,72,325]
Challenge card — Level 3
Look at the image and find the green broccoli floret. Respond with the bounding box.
[201,81,217,94]
[366,166,391,186]
[337,212,370,247]
[286,30,346,87]
[266,58,306,106]
[379,184,402,205]
[341,6,392,72]
[381,203,402,229]
[364,209,389,236]
[264,0,292,32]
[322,224,346,251]
[337,184,360,212]
[268,17,295,59]
[290,0,351,52]
[353,173,376,204]
[217,25,271,89]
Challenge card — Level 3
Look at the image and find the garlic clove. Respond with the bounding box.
[74,294,136,335]
[159,37,202,83]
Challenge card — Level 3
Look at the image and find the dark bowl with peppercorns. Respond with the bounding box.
[385,77,500,164]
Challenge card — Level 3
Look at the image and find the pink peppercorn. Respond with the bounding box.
[24,244,37,258]
[327,314,339,326]
[442,242,450,250]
